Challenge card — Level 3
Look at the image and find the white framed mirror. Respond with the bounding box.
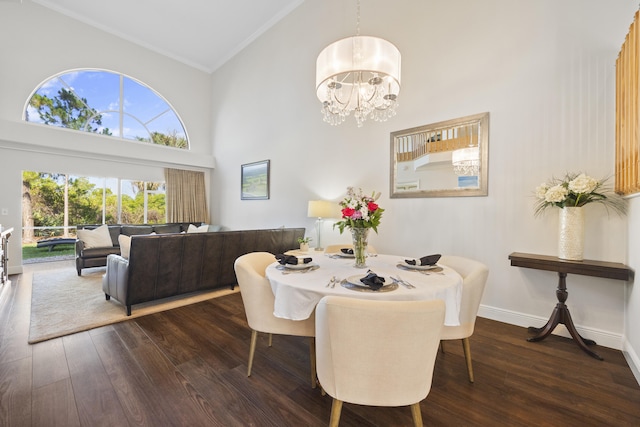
[390,112,489,198]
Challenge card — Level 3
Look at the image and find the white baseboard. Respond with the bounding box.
[477,304,624,351]
[623,341,640,386]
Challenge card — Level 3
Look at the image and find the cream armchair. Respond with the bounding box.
[234,252,317,387]
[315,296,445,427]
[438,255,489,383]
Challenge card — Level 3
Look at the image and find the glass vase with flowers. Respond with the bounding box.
[334,187,384,268]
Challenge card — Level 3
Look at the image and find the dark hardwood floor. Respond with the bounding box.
[1,261,640,426]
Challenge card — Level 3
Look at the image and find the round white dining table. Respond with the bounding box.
[266,253,463,326]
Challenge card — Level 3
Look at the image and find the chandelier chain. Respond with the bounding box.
[356,0,360,36]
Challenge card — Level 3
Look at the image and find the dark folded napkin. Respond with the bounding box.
[405,254,441,266]
[341,248,354,255]
[360,272,386,290]
[275,254,312,265]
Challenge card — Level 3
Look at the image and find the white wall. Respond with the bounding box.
[0,1,215,271]
[210,0,638,355]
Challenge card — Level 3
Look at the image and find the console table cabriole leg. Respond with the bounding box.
[526,306,560,340]
[527,272,567,341]
[527,272,603,361]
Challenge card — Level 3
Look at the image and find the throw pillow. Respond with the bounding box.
[77,224,113,249]
[187,224,209,233]
[118,235,131,259]
[208,225,222,232]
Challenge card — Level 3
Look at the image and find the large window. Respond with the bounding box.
[21,171,165,242]
[24,69,189,148]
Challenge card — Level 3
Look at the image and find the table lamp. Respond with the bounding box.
[307,200,334,251]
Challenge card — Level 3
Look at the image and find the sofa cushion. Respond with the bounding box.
[77,224,113,249]
[118,235,132,259]
[122,225,154,236]
[153,224,182,234]
[187,224,209,233]
[80,246,121,258]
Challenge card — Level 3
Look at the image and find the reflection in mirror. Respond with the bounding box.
[390,112,489,198]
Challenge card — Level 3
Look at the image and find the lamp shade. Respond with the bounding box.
[451,147,479,164]
[308,200,335,218]
[315,35,401,98]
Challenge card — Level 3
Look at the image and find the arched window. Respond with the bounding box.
[24,69,189,149]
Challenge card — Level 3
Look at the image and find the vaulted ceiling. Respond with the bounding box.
[31,0,305,73]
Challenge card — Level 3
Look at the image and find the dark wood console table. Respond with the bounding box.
[508,252,633,360]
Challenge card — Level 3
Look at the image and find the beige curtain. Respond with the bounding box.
[164,168,209,223]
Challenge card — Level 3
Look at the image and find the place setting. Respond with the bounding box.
[326,248,355,259]
[396,253,444,274]
[275,253,320,274]
[327,247,379,260]
[341,270,399,293]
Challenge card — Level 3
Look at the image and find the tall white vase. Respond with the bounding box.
[558,207,584,261]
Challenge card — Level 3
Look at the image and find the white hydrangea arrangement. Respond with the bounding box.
[534,173,626,217]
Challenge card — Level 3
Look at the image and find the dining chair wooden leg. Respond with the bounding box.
[247,330,258,377]
[462,337,474,383]
[329,399,343,427]
[268,333,273,347]
[309,337,317,388]
[410,402,424,427]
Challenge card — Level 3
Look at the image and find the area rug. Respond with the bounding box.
[28,268,238,344]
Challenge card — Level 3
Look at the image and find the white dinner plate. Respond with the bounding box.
[397,262,442,271]
[284,262,317,270]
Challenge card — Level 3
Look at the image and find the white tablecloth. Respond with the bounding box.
[266,253,462,326]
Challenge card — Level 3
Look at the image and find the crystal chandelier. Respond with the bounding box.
[451,122,481,176]
[315,0,401,127]
[451,147,480,176]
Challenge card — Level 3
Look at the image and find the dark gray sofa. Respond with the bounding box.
[102,227,304,315]
[75,223,199,276]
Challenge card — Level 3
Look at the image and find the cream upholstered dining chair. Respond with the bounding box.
[324,244,377,255]
[234,252,317,387]
[315,296,445,427]
[438,255,489,383]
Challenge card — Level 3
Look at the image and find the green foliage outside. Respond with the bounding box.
[137,130,188,149]
[23,172,166,239]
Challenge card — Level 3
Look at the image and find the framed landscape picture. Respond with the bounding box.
[241,160,270,200]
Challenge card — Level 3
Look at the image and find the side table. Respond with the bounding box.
[508,252,633,360]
